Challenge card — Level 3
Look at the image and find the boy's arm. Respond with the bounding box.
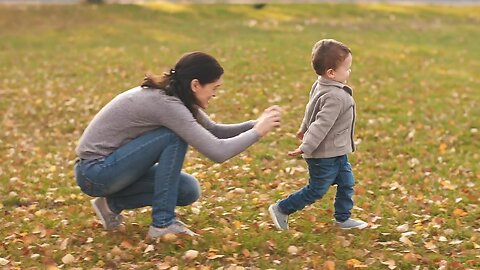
[300,97,343,155]
[298,80,319,135]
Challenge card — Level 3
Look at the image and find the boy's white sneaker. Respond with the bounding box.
[335,218,368,230]
[268,203,289,230]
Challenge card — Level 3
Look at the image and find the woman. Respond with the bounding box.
[74,52,281,239]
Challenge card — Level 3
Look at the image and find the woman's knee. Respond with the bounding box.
[177,173,201,206]
[161,128,187,147]
[147,128,187,148]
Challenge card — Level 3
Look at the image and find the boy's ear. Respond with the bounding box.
[325,68,336,79]
[190,79,200,93]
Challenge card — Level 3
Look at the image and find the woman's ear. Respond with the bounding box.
[325,68,336,79]
[190,79,200,93]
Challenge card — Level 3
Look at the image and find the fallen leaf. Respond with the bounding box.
[111,246,123,256]
[61,254,75,264]
[448,239,463,245]
[156,262,171,270]
[396,224,409,232]
[399,235,413,246]
[346,258,367,268]
[438,143,447,154]
[403,253,420,263]
[144,245,154,253]
[324,260,335,270]
[60,238,69,250]
[183,250,199,260]
[120,240,133,249]
[452,208,467,217]
[380,259,396,269]
[0,258,9,266]
[424,241,438,252]
[287,245,298,255]
[162,233,178,242]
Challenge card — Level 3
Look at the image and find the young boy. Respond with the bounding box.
[269,39,367,230]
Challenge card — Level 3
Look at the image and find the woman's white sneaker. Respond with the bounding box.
[146,220,198,240]
[91,197,123,231]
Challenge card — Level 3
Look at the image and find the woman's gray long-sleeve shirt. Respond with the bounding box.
[75,87,260,163]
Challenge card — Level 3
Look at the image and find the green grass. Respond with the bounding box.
[1,2,479,269]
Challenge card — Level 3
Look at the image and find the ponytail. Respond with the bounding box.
[140,52,224,118]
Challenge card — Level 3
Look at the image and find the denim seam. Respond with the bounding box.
[155,136,181,227]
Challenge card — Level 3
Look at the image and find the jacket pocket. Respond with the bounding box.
[333,128,349,147]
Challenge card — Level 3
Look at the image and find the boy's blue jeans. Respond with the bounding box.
[74,128,201,228]
[277,155,354,222]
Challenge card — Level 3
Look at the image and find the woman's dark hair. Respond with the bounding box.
[141,51,224,116]
[311,39,351,76]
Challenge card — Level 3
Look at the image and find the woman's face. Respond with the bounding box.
[191,76,223,109]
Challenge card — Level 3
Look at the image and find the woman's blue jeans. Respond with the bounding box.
[74,128,201,228]
[278,155,354,222]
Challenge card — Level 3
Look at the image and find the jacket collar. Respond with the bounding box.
[318,76,353,96]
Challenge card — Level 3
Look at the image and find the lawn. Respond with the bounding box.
[0,2,479,269]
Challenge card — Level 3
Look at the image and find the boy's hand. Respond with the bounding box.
[296,130,304,140]
[288,147,303,157]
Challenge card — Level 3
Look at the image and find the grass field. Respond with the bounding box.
[1,2,479,269]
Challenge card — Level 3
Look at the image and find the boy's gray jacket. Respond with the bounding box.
[299,77,356,158]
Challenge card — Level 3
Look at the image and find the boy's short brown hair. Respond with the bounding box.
[311,39,351,76]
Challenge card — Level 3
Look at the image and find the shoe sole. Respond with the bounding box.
[268,204,287,230]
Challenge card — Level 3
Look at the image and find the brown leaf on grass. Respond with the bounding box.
[207,248,224,260]
[111,246,123,256]
[438,143,447,154]
[424,241,438,253]
[32,224,47,238]
[287,245,298,255]
[337,236,352,247]
[265,240,276,251]
[182,250,199,260]
[144,245,154,254]
[380,259,397,269]
[61,254,75,264]
[403,253,421,263]
[346,258,367,269]
[399,235,413,246]
[161,233,178,242]
[323,260,335,270]
[452,208,467,217]
[46,264,59,270]
[60,238,69,250]
[233,220,242,230]
[120,240,134,249]
[0,258,10,266]
[395,224,409,232]
[448,239,463,245]
[156,262,171,270]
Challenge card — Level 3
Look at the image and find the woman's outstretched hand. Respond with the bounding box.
[254,105,281,136]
